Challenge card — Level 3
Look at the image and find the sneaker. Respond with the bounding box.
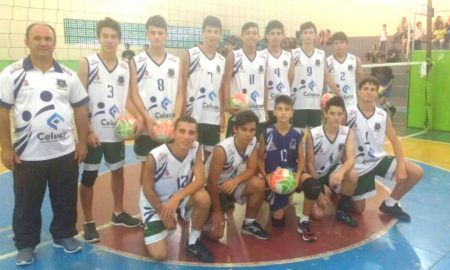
[186,239,214,263]
[83,221,100,242]
[389,106,397,119]
[16,247,35,266]
[53,237,82,253]
[336,210,358,227]
[111,212,141,228]
[241,221,270,240]
[379,201,411,222]
[297,221,317,242]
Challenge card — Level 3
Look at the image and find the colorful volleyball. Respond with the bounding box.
[268,167,298,195]
[115,115,136,140]
[228,92,249,110]
[320,92,335,109]
[153,119,174,143]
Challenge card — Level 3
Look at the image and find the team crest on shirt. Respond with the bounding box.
[56,79,68,90]
[374,122,381,132]
[259,65,264,73]
[315,59,321,66]
[283,60,288,67]
[267,140,277,152]
[118,76,125,86]
[168,68,175,78]
[348,64,354,71]
[289,139,297,150]
[216,65,221,73]
[338,143,345,151]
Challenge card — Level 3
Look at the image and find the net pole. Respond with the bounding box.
[424,0,433,130]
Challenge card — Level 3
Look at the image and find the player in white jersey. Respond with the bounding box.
[182,16,225,160]
[129,16,184,191]
[326,32,365,108]
[262,20,293,125]
[346,77,423,221]
[77,18,143,243]
[223,22,268,138]
[205,111,270,241]
[291,21,339,128]
[0,23,89,265]
[306,96,358,227]
[140,116,214,263]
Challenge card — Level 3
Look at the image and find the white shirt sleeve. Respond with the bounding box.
[69,75,89,107]
[0,69,14,108]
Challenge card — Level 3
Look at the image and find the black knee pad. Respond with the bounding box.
[81,170,99,187]
[303,177,322,200]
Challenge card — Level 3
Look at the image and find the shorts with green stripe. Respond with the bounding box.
[140,195,191,245]
[83,142,125,171]
[134,135,162,161]
[353,155,397,201]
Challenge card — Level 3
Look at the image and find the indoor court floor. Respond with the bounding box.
[1,121,450,270]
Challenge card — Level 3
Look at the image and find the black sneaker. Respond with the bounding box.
[111,212,141,228]
[297,221,317,242]
[379,201,411,222]
[242,221,270,240]
[83,221,100,242]
[336,210,358,227]
[186,239,214,263]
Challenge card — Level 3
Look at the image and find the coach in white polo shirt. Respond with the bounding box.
[0,23,89,266]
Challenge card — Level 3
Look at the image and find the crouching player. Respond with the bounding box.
[139,116,214,263]
[306,96,359,227]
[205,111,270,241]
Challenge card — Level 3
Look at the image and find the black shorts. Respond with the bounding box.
[197,123,221,147]
[293,109,321,128]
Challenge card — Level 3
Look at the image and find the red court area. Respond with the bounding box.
[76,164,394,264]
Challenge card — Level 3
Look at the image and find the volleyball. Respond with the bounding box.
[320,92,335,109]
[115,115,136,140]
[153,119,174,143]
[228,92,249,110]
[378,86,386,95]
[268,167,298,195]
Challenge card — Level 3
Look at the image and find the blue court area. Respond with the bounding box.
[0,140,450,269]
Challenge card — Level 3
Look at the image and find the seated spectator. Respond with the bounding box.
[121,43,135,61]
[445,16,450,49]
[387,42,401,62]
[365,43,379,63]
[414,21,425,50]
[432,16,445,49]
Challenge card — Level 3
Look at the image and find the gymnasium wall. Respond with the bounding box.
[0,0,414,64]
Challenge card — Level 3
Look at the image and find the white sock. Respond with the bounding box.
[188,229,201,245]
[385,197,399,207]
[300,214,310,223]
[244,218,255,225]
[114,212,123,216]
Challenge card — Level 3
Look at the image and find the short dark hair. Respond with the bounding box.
[241,22,259,34]
[265,20,284,35]
[174,116,197,130]
[96,17,122,39]
[26,23,56,40]
[203,16,222,31]
[300,21,316,34]
[235,110,258,128]
[274,95,293,109]
[331,31,348,43]
[146,15,168,32]
[325,96,346,112]
[358,76,380,90]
